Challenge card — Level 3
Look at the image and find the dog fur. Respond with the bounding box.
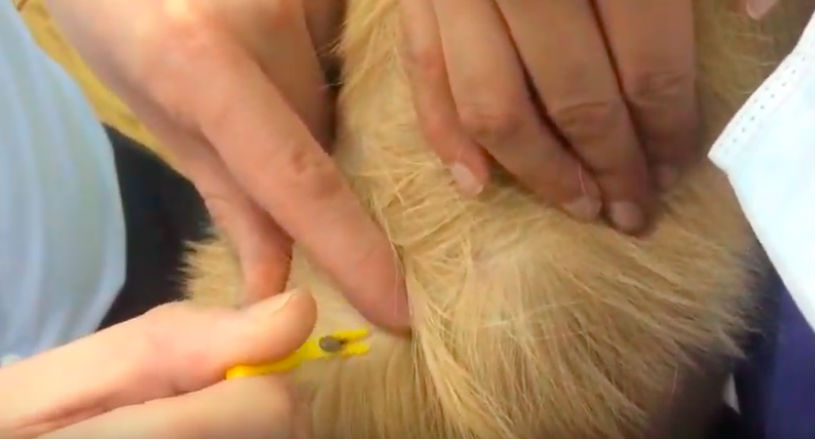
[184,1,812,437]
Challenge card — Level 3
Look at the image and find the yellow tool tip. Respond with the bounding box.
[225,366,256,380]
[224,327,372,380]
[342,343,370,356]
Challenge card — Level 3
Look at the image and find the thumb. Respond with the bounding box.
[156,289,318,389]
[0,290,316,438]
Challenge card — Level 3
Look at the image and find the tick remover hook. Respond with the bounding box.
[225,328,371,379]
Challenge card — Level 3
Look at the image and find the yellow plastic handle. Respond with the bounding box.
[224,328,371,380]
[225,337,329,379]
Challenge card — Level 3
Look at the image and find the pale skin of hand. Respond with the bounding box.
[400,0,780,235]
[42,0,409,332]
[0,290,316,439]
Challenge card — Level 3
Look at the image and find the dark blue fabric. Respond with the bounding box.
[735,272,815,439]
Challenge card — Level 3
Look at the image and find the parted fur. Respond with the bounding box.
[184,1,813,437]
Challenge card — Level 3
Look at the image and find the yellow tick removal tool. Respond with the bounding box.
[225,328,371,379]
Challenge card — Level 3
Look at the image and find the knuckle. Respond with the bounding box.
[345,232,385,273]
[272,144,345,202]
[137,302,189,357]
[159,19,220,64]
[622,69,694,105]
[458,99,523,144]
[140,302,233,372]
[263,0,301,27]
[197,86,259,142]
[549,99,624,139]
[201,193,234,231]
[512,165,551,194]
[513,153,572,198]
[140,27,228,113]
[403,41,445,79]
[142,301,188,326]
[420,111,452,147]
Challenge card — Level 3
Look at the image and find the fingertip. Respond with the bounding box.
[648,125,701,194]
[655,164,680,191]
[606,185,661,237]
[605,158,659,236]
[607,200,647,234]
[562,195,603,222]
[236,223,292,305]
[241,257,291,305]
[560,164,603,221]
[329,226,412,334]
[200,190,292,305]
[744,0,780,20]
[420,114,491,198]
[288,289,318,325]
[226,289,317,366]
[249,289,317,329]
[345,259,412,335]
[450,162,486,197]
[361,276,412,335]
[388,281,413,335]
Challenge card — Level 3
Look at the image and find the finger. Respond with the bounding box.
[496,0,653,234]
[433,0,604,221]
[38,377,308,439]
[399,0,491,197]
[302,0,344,64]
[736,0,782,19]
[302,0,345,104]
[594,0,700,190]
[189,45,410,332]
[140,111,292,304]
[1,290,316,438]
[223,0,335,148]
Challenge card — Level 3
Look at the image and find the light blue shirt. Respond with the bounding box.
[0,0,125,361]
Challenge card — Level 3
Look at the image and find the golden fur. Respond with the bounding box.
[184,1,813,437]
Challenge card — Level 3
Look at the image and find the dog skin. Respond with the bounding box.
[184,1,812,437]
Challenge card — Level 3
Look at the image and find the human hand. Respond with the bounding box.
[0,290,316,439]
[739,0,782,20]
[400,0,702,235]
[44,0,409,331]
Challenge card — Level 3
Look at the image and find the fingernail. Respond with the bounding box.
[746,0,778,19]
[608,201,645,233]
[655,165,679,190]
[246,290,297,317]
[563,196,602,221]
[449,163,484,196]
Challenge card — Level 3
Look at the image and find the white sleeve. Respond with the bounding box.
[0,0,125,360]
[708,11,815,331]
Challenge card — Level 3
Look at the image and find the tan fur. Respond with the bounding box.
[184,1,813,437]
